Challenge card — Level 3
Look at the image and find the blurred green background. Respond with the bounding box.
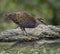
[0,0,60,32]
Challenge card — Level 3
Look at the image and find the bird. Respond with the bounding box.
[5,11,46,36]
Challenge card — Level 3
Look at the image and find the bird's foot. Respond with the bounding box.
[24,33,29,36]
[22,32,28,36]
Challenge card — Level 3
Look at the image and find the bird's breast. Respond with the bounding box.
[19,20,36,28]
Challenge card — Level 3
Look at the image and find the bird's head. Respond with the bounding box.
[4,13,14,20]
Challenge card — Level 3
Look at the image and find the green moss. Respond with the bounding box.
[0,42,60,54]
[0,22,17,32]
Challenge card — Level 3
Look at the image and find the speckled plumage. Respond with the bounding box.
[5,11,46,36]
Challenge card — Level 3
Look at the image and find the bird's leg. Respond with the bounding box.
[20,27,24,35]
[21,28,28,36]
[23,28,28,36]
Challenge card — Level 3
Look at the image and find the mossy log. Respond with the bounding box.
[0,24,60,42]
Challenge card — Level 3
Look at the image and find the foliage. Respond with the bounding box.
[0,0,60,32]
